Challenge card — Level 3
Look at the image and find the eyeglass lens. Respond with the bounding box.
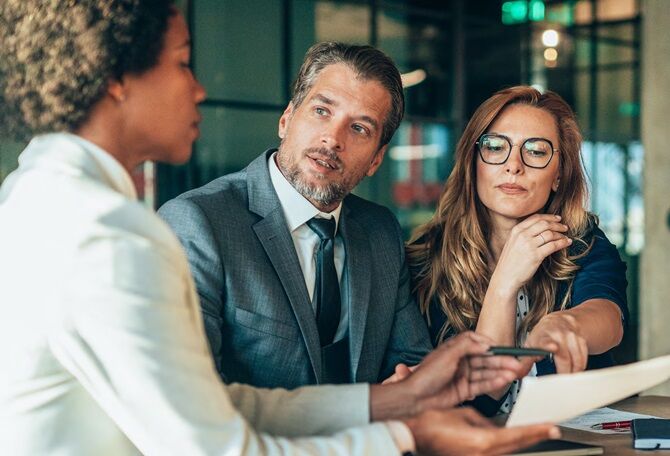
[479,134,553,168]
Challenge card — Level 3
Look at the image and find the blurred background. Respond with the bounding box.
[1,0,668,390]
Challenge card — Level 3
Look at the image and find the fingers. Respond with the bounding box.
[549,335,586,374]
[469,368,515,383]
[530,333,569,372]
[492,424,561,456]
[524,217,571,253]
[534,228,570,246]
[507,214,572,262]
[526,218,568,237]
[525,332,559,355]
[537,235,572,257]
[459,406,496,428]
[435,331,493,362]
[562,332,588,372]
[395,363,414,380]
[465,357,522,398]
[382,363,417,385]
[469,354,523,372]
[406,332,492,400]
[468,357,523,384]
[468,376,515,399]
[515,213,562,231]
[381,376,395,385]
[576,337,588,371]
[514,354,545,377]
[528,316,588,374]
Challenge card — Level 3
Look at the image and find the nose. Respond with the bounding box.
[193,77,206,104]
[321,121,346,151]
[505,145,524,175]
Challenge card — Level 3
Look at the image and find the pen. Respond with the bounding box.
[590,420,632,430]
[486,346,552,357]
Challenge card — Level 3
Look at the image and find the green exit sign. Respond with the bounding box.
[502,0,545,24]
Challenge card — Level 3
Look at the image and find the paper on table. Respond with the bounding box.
[560,407,659,434]
[506,355,670,427]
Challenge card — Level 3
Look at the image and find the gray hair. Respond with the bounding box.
[291,41,404,148]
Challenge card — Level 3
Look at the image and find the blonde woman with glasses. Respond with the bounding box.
[408,86,628,415]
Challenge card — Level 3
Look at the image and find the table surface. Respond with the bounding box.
[558,395,670,455]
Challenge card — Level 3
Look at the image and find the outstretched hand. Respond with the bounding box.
[372,332,529,420]
[405,407,560,456]
[525,311,588,373]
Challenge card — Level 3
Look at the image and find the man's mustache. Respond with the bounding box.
[305,147,342,170]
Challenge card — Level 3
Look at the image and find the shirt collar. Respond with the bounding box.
[268,152,342,233]
[24,132,137,200]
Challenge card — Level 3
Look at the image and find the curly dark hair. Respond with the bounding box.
[0,0,175,141]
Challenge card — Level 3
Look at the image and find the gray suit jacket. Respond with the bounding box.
[159,150,431,389]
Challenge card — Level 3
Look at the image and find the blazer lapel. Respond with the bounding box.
[247,151,322,380]
[339,205,372,380]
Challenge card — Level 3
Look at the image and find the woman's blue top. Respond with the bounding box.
[424,224,629,372]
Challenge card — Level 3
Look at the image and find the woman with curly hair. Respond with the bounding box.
[0,2,558,455]
[408,86,628,414]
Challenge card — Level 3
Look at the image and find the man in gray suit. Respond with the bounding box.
[160,42,432,389]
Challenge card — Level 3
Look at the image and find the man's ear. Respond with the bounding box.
[278,102,294,139]
[107,79,126,103]
[366,144,388,177]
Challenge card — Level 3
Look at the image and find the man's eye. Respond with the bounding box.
[315,107,327,116]
[352,124,369,135]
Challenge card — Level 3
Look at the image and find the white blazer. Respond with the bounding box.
[0,133,400,455]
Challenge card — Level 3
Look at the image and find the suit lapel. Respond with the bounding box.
[247,151,322,380]
[339,205,372,380]
[253,213,322,378]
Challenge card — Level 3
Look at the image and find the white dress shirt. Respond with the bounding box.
[268,153,348,341]
[0,133,405,455]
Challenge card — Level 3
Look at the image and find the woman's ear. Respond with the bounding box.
[107,79,126,103]
[552,176,560,192]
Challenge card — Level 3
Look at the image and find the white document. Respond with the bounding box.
[560,407,659,434]
[506,355,670,427]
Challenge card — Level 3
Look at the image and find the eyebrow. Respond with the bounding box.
[309,93,380,132]
[487,132,556,146]
[311,93,336,106]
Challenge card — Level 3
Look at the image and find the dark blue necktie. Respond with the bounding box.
[306,217,341,347]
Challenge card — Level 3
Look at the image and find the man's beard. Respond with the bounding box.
[277,145,362,208]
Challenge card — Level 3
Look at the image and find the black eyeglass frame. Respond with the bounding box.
[475,133,558,169]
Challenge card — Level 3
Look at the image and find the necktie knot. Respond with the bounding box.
[306,217,336,240]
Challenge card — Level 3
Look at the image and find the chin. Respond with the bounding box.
[508,208,544,220]
[174,153,193,165]
[489,204,539,221]
[302,169,331,184]
[162,149,193,165]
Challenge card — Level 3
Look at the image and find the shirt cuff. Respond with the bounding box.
[386,420,416,454]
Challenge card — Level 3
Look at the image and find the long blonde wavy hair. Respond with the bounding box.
[408,86,593,343]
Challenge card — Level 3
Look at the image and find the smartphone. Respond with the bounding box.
[487,346,552,358]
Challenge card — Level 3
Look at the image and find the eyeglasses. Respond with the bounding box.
[476,133,557,169]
